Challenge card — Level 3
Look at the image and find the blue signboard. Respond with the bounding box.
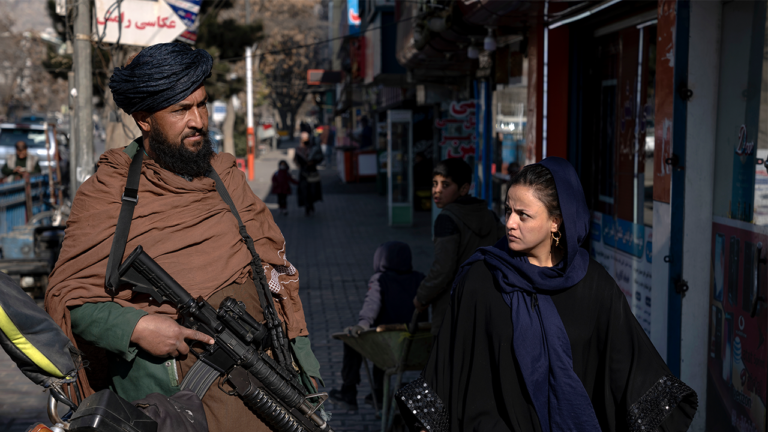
[615,218,645,258]
[601,214,616,248]
[164,0,201,29]
[348,0,361,36]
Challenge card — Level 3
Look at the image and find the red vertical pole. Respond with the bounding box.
[247,126,255,181]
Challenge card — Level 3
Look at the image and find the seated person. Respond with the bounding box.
[3,140,41,182]
[329,241,427,410]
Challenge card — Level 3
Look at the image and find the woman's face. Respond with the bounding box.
[505,185,561,257]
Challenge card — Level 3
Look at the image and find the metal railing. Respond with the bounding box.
[0,175,52,235]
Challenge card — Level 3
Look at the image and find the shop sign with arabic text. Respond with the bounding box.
[95,0,195,47]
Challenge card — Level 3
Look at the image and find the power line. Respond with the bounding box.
[217,13,420,62]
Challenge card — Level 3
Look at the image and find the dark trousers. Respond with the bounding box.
[277,193,288,210]
[341,343,384,401]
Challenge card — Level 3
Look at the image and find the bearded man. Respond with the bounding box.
[44,43,323,431]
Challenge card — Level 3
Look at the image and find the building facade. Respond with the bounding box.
[326,2,768,429]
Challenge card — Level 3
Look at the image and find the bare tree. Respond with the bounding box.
[0,7,67,119]
[226,0,326,138]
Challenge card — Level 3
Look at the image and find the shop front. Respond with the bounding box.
[706,1,768,430]
[564,1,665,355]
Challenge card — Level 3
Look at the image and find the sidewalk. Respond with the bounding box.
[254,140,434,430]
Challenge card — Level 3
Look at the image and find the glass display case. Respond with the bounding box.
[387,110,413,226]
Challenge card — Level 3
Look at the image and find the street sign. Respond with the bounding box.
[95,0,199,47]
[307,70,343,85]
[211,100,227,124]
[348,0,361,36]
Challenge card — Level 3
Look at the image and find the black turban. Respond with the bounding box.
[109,43,213,114]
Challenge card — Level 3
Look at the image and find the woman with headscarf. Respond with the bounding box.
[397,157,697,432]
[294,131,324,216]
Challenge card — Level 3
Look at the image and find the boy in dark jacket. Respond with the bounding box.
[271,160,298,215]
[329,241,426,410]
[413,158,505,336]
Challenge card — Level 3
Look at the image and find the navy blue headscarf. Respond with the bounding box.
[109,43,213,114]
[453,157,599,432]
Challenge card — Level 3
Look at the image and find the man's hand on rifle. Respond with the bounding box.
[130,314,214,357]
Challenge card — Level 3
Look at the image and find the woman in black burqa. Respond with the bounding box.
[397,157,697,432]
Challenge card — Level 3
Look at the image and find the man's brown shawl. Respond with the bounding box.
[45,145,306,396]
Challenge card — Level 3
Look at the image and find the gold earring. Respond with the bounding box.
[551,231,561,247]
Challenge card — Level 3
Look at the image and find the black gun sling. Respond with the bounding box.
[103,149,274,400]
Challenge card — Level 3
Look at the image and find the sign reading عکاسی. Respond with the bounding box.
[94,0,200,47]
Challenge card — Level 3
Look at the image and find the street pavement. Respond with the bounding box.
[251,139,433,431]
[0,138,435,431]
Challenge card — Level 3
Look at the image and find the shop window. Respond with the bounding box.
[643,26,657,228]
[712,0,768,226]
[707,4,768,430]
[588,24,656,228]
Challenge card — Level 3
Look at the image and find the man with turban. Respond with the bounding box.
[45,43,323,431]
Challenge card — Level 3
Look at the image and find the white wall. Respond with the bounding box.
[681,1,722,430]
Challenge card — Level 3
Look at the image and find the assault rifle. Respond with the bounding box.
[117,245,332,432]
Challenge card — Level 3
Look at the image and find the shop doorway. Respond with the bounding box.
[576,14,658,339]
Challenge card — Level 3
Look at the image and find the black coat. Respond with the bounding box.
[294,145,323,207]
[400,259,697,431]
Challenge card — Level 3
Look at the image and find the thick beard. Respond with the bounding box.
[149,126,214,178]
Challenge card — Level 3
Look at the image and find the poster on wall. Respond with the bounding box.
[589,211,652,335]
[435,100,476,163]
[706,217,767,432]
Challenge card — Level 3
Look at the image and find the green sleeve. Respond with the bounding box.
[291,336,324,387]
[1,163,12,177]
[32,161,41,174]
[69,302,148,362]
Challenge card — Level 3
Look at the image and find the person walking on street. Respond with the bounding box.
[3,140,41,182]
[397,158,698,431]
[328,241,427,410]
[294,131,324,216]
[271,159,298,216]
[358,116,373,150]
[300,120,313,146]
[413,158,505,336]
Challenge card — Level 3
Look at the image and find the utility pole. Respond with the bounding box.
[68,71,77,199]
[72,0,94,191]
[245,0,256,181]
[246,45,255,181]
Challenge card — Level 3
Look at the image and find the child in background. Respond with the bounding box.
[271,160,298,216]
[413,158,505,336]
[329,241,427,410]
